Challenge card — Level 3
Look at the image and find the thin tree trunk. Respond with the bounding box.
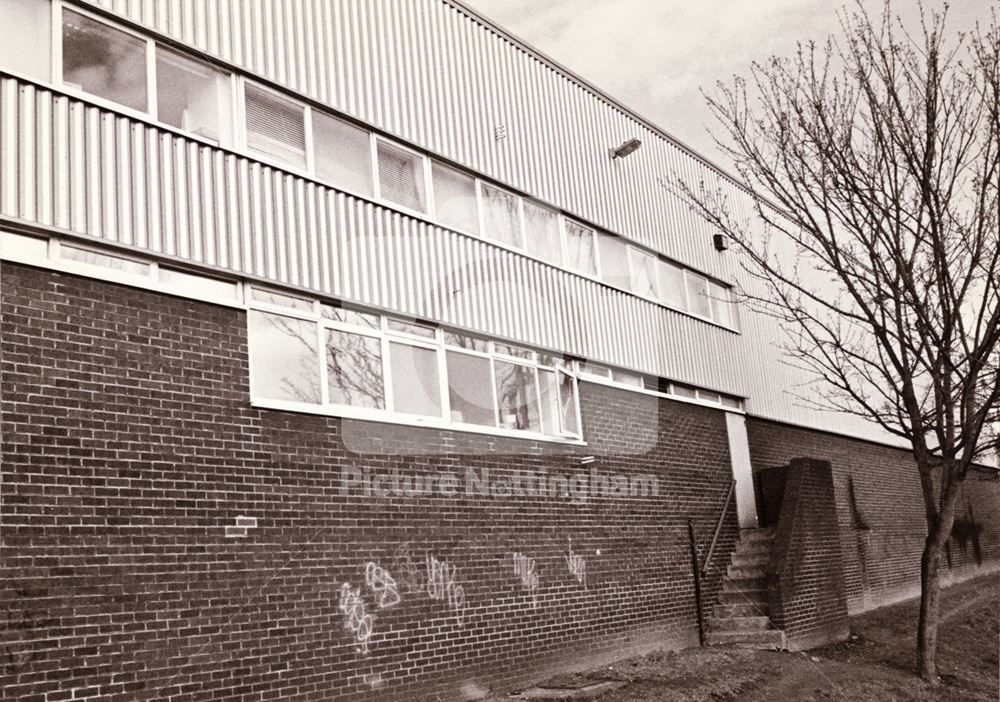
[916,528,944,681]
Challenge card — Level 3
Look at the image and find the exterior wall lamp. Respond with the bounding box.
[610,138,642,159]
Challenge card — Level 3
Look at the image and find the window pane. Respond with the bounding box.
[378,141,426,212]
[314,113,373,196]
[579,361,611,378]
[447,351,494,426]
[156,48,228,141]
[62,10,147,112]
[493,343,535,361]
[321,304,380,329]
[250,287,313,311]
[564,221,597,275]
[444,331,489,352]
[481,184,522,248]
[698,390,722,404]
[630,248,659,298]
[326,329,384,409]
[673,383,698,399]
[387,318,436,338]
[60,243,150,276]
[686,272,712,318]
[660,261,687,310]
[538,369,560,436]
[612,369,644,387]
[523,202,562,265]
[245,82,306,168]
[597,233,629,288]
[559,370,580,436]
[433,163,479,233]
[494,361,540,432]
[708,281,734,327]
[389,342,441,416]
[248,311,320,403]
[159,267,237,299]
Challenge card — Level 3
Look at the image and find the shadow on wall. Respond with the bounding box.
[946,504,984,568]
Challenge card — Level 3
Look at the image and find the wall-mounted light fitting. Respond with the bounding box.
[713,233,729,251]
[610,138,642,159]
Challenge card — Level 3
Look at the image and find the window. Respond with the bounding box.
[251,287,313,311]
[523,202,562,265]
[248,310,321,403]
[387,318,437,338]
[156,48,230,142]
[708,281,735,328]
[314,113,373,197]
[62,9,147,112]
[629,248,659,299]
[59,243,151,276]
[322,304,380,329]
[481,183,522,248]
[495,360,540,432]
[659,261,687,310]
[377,141,427,212]
[597,233,629,289]
[564,221,597,276]
[433,163,479,234]
[612,369,644,387]
[158,267,238,299]
[389,342,441,416]
[326,329,384,409]
[447,351,494,426]
[244,82,307,168]
[558,370,580,435]
[685,272,712,318]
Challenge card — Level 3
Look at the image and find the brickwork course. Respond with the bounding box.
[2,262,999,700]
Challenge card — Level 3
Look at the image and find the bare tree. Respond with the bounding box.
[676,1,1000,682]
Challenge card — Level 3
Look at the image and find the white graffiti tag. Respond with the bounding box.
[365,562,401,609]
[511,552,540,608]
[338,583,374,655]
[426,555,467,626]
[565,539,587,588]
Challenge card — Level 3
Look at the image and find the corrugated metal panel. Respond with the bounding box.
[80,0,738,282]
[0,74,758,399]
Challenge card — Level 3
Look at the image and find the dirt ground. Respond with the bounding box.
[523,571,999,701]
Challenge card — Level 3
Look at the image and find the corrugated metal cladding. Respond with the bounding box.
[80,0,738,283]
[0,75,756,400]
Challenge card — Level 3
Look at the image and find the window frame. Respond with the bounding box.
[374,136,432,216]
[477,180,526,251]
[245,287,585,441]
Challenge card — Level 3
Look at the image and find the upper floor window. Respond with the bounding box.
[597,233,629,289]
[314,113,374,197]
[244,82,307,169]
[432,162,479,234]
[564,221,597,276]
[62,9,147,112]
[481,183,522,248]
[157,48,230,142]
[377,140,427,213]
[523,201,562,265]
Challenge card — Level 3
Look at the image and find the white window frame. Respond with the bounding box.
[374,137,432,217]
[477,180,526,251]
[240,78,311,175]
[627,245,660,300]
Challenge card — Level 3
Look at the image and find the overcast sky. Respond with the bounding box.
[462,0,990,166]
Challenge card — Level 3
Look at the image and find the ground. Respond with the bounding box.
[508,571,999,701]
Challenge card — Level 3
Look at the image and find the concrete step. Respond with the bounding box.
[708,615,771,632]
[705,629,786,649]
[728,564,767,580]
[713,602,768,619]
[719,587,769,607]
[730,552,769,569]
[739,528,776,544]
[724,574,768,591]
[734,541,772,557]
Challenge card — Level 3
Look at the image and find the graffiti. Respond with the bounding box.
[338,583,374,655]
[565,539,587,588]
[426,555,467,625]
[1,589,45,674]
[364,562,401,609]
[392,542,425,594]
[511,552,540,608]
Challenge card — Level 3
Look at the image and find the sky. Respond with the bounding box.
[461,0,991,165]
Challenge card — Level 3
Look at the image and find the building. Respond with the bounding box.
[0,1,997,700]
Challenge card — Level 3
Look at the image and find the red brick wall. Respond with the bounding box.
[0,263,740,701]
[747,418,1000,614]
[765,459,850,650]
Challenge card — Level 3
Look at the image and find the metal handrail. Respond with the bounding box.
[701,479,736,578]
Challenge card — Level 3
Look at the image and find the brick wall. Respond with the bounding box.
[0,262,740,701]
[747,418,1000,614]
[765,459,850,650]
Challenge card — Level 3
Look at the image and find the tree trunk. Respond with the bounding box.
[916,528,944,681]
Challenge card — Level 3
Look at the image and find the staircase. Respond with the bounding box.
[705,527,786,649]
